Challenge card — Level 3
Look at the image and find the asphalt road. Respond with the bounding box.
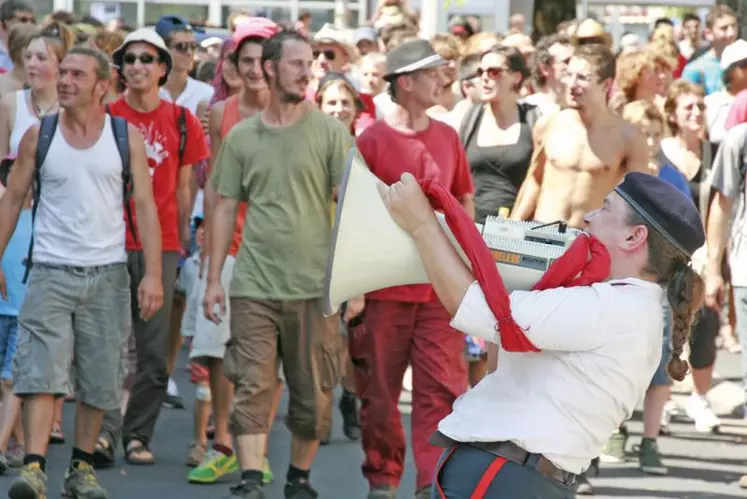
[0,350,745,499]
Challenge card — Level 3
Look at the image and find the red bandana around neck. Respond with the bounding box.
[419,178,611,352]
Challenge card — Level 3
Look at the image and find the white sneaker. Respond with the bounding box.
[685,394,721,433]
[167,377,179,397]
[660,400,676,435]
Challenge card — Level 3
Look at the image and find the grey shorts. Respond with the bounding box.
[14,263,131,411]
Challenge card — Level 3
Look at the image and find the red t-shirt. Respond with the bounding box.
[108,98,209,252]
[219,95,249,257]
[357,119,474,303]
[725,88,747,131]
[355,93,377,136]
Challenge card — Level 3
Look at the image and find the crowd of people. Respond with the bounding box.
[0,0,743,497]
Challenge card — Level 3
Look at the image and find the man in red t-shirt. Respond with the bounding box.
[352,40,475,499]
[94,28,209,468]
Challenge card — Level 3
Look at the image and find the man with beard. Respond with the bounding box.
[185,17,279,486]
[203,30,355,499]
[511,43,650,229]
[353,39,475,499]
[94,29,209,468]
[0,46,162,499]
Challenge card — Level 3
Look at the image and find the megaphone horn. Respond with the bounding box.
[323,147,583,316]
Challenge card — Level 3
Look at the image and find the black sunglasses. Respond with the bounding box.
[171,41,198,53]
[313,49,336,61]
[123,53,157,65]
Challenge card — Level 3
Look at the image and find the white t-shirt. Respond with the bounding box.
[438,278,663,474]
[160,77,214,115]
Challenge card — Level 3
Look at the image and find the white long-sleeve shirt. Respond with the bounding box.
[438,278,663,474]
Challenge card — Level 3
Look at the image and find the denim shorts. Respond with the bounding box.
[0,315,18,381]
[650,303,673,387]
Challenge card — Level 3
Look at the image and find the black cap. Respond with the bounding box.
[384,39,446,79]
[615,172,705,257]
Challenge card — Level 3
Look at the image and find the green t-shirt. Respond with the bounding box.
[211,108,353,299]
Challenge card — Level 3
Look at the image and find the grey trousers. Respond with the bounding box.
[100,251,179,449]
[431,445,576,498]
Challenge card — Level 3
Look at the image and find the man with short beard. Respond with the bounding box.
[203,30,355,499]
[0,46,162,499]
[185,17,279,486]
[93,28,209,468]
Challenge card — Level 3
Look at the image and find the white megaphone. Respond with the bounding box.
[323,148,583,316]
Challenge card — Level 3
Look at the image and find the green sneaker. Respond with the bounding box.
[8,462,47,499]
[637,439,668,475]
[262,456,274,484]
[599,426,628,463]
[187,449,238,484]
[63,461,107,498]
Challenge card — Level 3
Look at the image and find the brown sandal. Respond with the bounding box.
[125,441,155,466]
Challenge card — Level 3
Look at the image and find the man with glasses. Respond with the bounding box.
[0,0,34,72]
[154,14,215,412]
[93,28,209,469]
[308,23,360,99]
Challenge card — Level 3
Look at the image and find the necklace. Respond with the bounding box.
[30,89,58,117]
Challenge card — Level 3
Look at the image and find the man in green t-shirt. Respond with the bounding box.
[203,30,358,499]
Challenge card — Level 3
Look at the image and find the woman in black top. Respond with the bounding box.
[459,46,538,226]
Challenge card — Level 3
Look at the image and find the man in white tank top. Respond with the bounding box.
[0,46,163,499]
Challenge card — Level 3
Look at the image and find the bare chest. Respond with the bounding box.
[544,120,625,174]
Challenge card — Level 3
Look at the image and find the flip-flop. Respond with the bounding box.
[125,441,155,466]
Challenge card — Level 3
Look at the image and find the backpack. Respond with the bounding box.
[22,113,134,283]
[458,102,541,147]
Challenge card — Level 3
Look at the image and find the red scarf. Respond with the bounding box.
[420,179,611,352]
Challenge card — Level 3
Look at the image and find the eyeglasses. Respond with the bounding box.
[477,67,506,79]
[313,49,337,61]
[123,53,157,65]
[171,41,198,54]
[12,14,34,24]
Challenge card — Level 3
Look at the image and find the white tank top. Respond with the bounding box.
[33,115,127,267]
[9,90,38,156]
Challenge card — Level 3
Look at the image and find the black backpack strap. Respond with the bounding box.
[459,103,484,147]
[109,115,137,243]
[23,114,59,283]
[177,105,187,165]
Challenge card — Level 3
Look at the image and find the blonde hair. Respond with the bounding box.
[664,80,704,135]
[622,99,665,129]
[28,21,75,63]
[615,48,654,104]
[647,39,678,72]
[430,33,462,61]
[463,32,502,57]
[7,22,37,66]
[92,29,126,59]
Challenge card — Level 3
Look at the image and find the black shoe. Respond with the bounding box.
[227,480,265,498]
[92,437,115,469]
[285,478,318,498]
[339,390,361,441]
[575,475,594,495]
[162,394,185,409]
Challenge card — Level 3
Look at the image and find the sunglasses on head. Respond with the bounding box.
[171,41,198,53]
[477,67,506,79]
[123,53,157,65]
[313,49,337,61]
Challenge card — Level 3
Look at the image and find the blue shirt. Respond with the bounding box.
[0,210,32,317]
[682,52,723,96]
[658,164,692,199]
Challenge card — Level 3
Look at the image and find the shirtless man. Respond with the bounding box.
[511,43,651,229]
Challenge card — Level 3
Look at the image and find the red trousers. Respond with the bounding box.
[350,298,467,490]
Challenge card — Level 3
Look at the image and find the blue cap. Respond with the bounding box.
[615,172,705,257]
[155,15,199,41]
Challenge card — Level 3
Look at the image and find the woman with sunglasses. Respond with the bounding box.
[659,80,722,436]
[0,19,73,467]
[455,46,538,387]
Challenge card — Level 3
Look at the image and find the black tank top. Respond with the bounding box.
[466,105,534,225]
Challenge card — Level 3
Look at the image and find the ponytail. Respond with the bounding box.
[665,263,704,381]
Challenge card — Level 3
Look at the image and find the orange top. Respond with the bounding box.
[220,95,249,257]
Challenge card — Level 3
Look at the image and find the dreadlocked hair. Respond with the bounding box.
[627,209,704,382]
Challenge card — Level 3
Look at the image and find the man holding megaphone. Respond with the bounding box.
[376,171,704,498]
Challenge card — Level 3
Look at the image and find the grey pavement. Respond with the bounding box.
[0,350,745,499]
